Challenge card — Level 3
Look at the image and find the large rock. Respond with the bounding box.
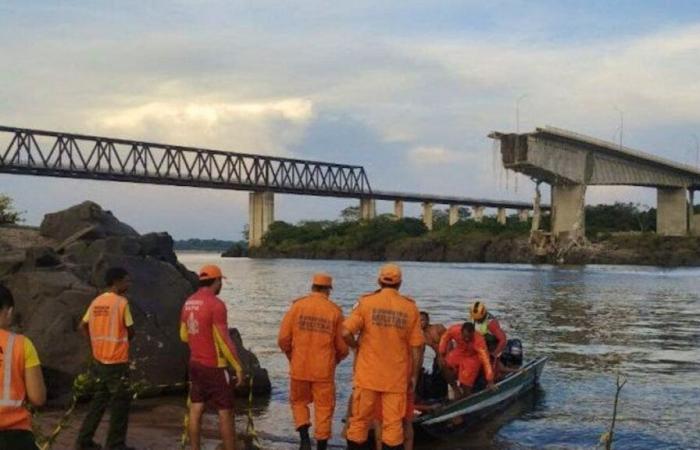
[1,202,270,402]
[40,201,138,242]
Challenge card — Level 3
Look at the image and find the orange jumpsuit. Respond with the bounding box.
[278,292,349,440]
[439,324,493,388]
[343,288,424,447]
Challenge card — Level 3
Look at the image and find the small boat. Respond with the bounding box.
[413,356,548,438]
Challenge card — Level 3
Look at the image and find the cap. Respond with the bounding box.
[378,263,402,285]
[198,264,226,281]
[312,273,333,288]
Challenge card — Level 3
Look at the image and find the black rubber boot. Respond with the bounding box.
[298,425,312,450]
[381,444,405,450]
[317,439,328,450]
[346,440,371,450]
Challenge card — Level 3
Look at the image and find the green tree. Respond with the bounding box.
[0,195,22,225]
[585,202,655,237]
[340,206,360,222]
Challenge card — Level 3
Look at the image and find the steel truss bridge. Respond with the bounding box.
[0,125,371,198]
[0,125,542,210]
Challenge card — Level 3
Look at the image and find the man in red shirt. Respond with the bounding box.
[180,265,244,450]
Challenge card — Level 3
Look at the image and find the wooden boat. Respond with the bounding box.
[413,356,548,438]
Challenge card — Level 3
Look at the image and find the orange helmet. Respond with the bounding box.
[470,300,487,321]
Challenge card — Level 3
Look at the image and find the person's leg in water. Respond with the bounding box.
[218,409,237,450]
[188,402,205,450]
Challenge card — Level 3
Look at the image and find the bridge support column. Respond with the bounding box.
[518,209,529,222]
[360,198,376,220]
[422,202,433,230]
[248,191,274,248]
[393,200,404,220]
[551,183,586,241]
[497,208,507,225]
[473,206,485,223]
[657,188,688,236]
[448,205,460,226]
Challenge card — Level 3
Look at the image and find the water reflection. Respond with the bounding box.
[178,255,700,449]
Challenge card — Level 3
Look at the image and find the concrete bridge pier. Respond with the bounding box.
[657,187,688,236]
[473,206,485,222]
[422,202,433,230]
[360,198,376,220]
[497,207,507,225]
[448,205,460,226]
[551,183,586,241]
[518,209,529,222]
[394,200,404,220]
[249,191,274,247]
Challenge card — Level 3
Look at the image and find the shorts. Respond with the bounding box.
[375,390,415,421]
[189,361,234,410]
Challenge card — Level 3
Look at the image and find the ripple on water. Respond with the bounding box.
[178,255,700,449]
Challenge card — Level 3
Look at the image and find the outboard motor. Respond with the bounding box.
[501,338,523,367]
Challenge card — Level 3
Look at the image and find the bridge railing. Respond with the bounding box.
[0,126,372,196]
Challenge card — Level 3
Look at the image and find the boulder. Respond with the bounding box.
[40,201,138,242]
[229,328,272,396]
[1,202,271,402]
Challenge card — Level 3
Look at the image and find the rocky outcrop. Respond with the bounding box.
[0,202,269,402]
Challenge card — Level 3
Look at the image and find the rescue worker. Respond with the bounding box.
[342,263,424,450]
[470,301,507,358]
[0,284,46,450]
[278,273,349,450]
[76,267,135,450]
[180,264,244,450]
[438,322,495,398]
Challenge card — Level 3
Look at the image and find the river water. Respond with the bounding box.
[177,254,700,450]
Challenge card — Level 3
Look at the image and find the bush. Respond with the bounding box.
[0,195,22,225]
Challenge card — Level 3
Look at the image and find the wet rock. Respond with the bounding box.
[40,201,138,242]
[229,328,272,396]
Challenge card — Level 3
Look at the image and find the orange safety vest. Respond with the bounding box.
[88,293,130,364]
[0,329,31,431]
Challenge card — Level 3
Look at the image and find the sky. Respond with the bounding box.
[1,1,700,239]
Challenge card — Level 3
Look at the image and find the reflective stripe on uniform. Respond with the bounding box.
[0,332,23,407]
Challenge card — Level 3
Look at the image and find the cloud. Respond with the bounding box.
[408,146,466,165]
[88,98,314,154]
[2,3,700,237]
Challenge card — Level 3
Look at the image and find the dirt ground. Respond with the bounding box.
[34,396,259,450]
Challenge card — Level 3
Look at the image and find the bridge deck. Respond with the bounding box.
[0,125,545,209]
[491,126,700,188]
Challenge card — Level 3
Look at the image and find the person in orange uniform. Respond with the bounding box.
[438,322,495,398]
[180,265,244,450]
[342,264,424,450]
[76,267,135,450]
[278,273,349,450]
[0,284,46,450]
[470,301,507,358]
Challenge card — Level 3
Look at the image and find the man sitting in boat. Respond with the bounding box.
[438,322,495,398]
[416,312,448,402]
[470,300,507,360]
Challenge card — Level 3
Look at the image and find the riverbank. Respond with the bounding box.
[244,217,700,266]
